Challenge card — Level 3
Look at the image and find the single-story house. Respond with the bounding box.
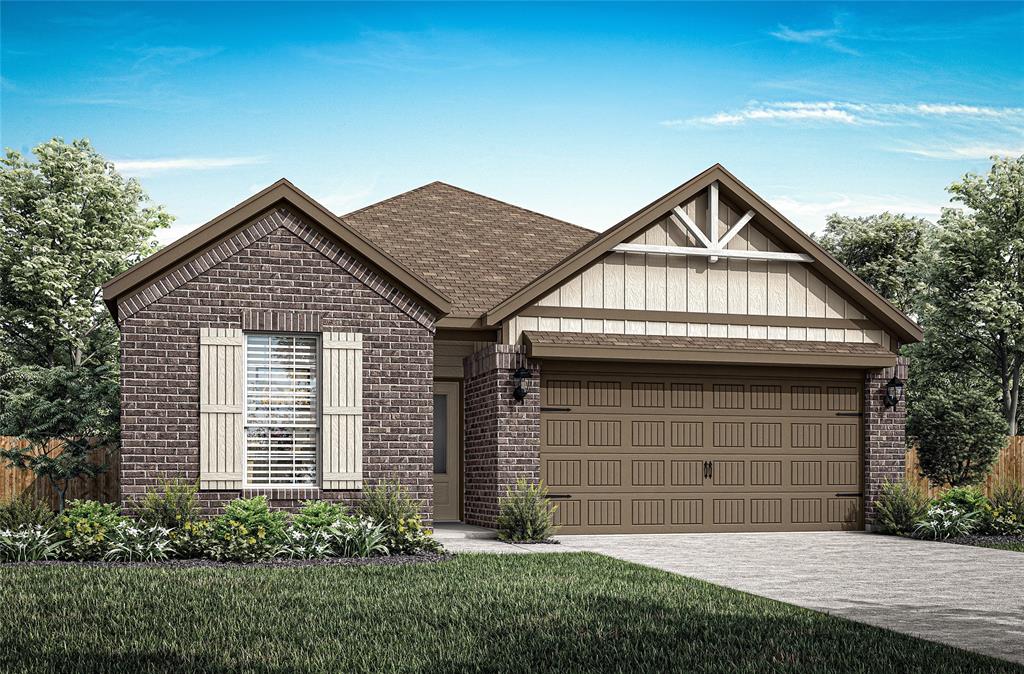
[103,164,920,533]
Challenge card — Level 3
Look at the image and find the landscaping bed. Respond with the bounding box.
[2,551,452,569]
[947,535,1024,553]
[1,552,1018,674]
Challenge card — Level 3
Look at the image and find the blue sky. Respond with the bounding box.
[2,2,1022,244]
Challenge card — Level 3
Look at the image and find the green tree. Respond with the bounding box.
[907,344,1006,485]
[818,212,932,315]
[922,155,1024,435]
[0,138,170,510]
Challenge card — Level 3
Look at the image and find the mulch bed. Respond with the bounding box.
[1,552,454,569]
[945,534,1024,548]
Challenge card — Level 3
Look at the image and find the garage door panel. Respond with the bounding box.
[547,493,863,534]
[542,369,863,534]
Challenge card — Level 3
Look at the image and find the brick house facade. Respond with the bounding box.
[117,207,435,514]
[105,168,922,530]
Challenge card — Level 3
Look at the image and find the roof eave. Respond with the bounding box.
[102,180,452,320]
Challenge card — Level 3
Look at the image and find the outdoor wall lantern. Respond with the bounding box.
[512,366,533,402]
[884,375,905,409]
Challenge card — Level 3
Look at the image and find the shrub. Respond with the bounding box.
[987,480,1024,535]
[331,517,390,558]
[293,500,348,535]
[496,479,556,542]
[935,486,990,516]
[0,525,65,562]
[59,500,126,560]
[358,482,439,554]
[138,480,200,529]
[913,505,979,540]
[874,480,931,536]
[206,496,287,562]
[0,495,55,529]
[169,519,211,559]
[279,528,335,560]
[105,523,175,562]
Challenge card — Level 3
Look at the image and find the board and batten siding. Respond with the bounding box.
[504,195,891,349]
[199,328,245,490]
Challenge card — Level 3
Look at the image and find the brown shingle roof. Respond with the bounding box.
[522,331,896,367]
[341,182,597,319]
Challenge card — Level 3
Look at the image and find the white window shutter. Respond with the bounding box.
[199,328,244,489]
[321,332,363,490]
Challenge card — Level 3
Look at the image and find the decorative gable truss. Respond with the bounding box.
[504,181,893,349]
[613,181,813,265]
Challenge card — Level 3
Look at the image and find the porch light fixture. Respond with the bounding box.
[512,366,533,402]
[884,376,904,409]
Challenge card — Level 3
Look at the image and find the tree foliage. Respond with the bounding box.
[818,212,932,315]
[0,138,170,510]
[920,155,1024,435]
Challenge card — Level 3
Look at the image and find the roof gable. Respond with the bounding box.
[487,164,923,344]
[103,179,452,318]
[341,181,597,320]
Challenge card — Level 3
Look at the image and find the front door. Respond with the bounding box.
[432,381,461,521]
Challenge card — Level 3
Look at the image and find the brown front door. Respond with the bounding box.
[540,364,863,534]
[432,381,461,522]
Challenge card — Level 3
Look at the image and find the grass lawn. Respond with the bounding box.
[970,540,1024,553]
[1,552,1018,674]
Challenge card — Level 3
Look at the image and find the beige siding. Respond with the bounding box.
[199,328,244,490]
[322,332,362,490]
[435,339,494,379]
[505,194,893,349]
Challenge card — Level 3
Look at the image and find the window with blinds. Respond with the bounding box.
[244,333,319,486]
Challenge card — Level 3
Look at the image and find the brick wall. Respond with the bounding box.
[117,206,435,516]
[863,356,909,528]
[462,345,540,527]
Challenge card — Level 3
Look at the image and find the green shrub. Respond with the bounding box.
[169,519,211,559]
[105,523,175,562]
[292,500,348,535]
[59,500,127,560]
[913,505,979,540]
[0,495,55,529]
[0,525,65,562]
[138,480,200,529]
[330,517,390,557]
[987,480,1024,535]
[206,496,287,562]
[358,482,439,554]
[874,480,931,536]
[936,486,990,516]
[497,479,556,542]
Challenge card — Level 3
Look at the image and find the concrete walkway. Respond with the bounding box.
[435,526,1024,664]
[557,531,1024,665]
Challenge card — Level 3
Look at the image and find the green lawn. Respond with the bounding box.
[0,553,1018,674]
[970,540,1024,553]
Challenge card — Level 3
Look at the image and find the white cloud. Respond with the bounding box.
[769,192,944,233]
[666,100,1024,128]
[770,24,858,55]
[893,145,1024,160]
[113,156,269,176]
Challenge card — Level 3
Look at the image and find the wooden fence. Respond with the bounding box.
[906,436,1024,498]
[0,437,120,508]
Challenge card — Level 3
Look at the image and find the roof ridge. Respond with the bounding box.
[339,181,447,220]
[429,181,598,237]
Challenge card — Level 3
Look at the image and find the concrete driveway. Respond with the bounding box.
[556,531,1024,665]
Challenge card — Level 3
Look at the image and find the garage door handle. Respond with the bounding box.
[835,492,863,497]
[540,407,572,412]
[703,461,713,480]
[547,494,573,500]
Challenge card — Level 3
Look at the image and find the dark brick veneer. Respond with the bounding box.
[462,345,541,527]
[117,206,435,516]
[863,356,909,528]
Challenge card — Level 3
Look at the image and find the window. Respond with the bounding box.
[244,333,318,486]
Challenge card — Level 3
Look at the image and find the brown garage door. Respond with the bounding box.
[540,364,863,534]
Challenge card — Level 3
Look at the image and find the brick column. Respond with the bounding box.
[462,345,541,527]
[863,356,908,529]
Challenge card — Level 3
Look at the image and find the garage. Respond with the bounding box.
[540,363,864,534]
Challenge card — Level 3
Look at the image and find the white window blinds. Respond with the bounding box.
[244,334,319,486]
